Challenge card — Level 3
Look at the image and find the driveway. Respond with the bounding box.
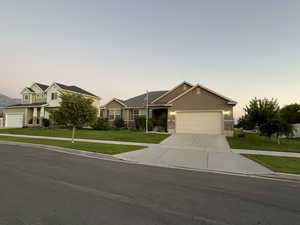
[116,134,271,174]
[160,133,231,152]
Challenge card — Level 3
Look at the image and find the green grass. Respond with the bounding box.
[0,128,169,144]
[227,133,300,153]
[243,154,300,174]
[0,136,145,155]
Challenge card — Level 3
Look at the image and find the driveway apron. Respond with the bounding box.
[116,134,271,175]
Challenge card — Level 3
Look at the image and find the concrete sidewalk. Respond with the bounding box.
[232,149,300,158]
[0,134,152,147]
[116,140,272,175]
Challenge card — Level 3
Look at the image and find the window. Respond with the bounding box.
[51,92,58,100]
[24,94,29,100]
[108,109,121,121]
[129,109,146,120]
[196,87,201,95]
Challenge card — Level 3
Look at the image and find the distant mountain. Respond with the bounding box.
[0,93,21,112]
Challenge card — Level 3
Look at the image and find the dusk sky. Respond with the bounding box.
[1,0,299,118]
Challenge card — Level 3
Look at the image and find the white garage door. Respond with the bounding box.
[176,111,222,134]
[6,114,24,128]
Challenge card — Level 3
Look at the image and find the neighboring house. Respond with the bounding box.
[100,81,237,136]
[3,82,101,128]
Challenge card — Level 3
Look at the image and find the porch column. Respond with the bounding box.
[33,107,38,126]
[40,107,45,126]
[24,108,28,126]
[149,109,152,118]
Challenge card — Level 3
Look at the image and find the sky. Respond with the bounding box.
[1,0,299,118]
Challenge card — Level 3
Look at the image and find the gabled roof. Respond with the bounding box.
[46,82,98,98]
[35,83,49,91]
[124,91,168,108]
[168,84,237,105]
[151,81,193,104]
[104,98,127,107]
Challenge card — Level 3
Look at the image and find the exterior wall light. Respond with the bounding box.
[170,111,176,116]
[223,110,231,115]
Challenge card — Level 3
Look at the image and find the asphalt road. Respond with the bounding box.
[0,143,300,225]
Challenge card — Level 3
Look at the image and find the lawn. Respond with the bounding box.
[243,154,300,175]
[227,133,300,153]
[0,136,145,155]
[0,128,169,144]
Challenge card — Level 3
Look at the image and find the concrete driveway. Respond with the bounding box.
[160,134,231,152]
[116,134,271,175]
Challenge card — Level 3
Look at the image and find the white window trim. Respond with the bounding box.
[128,109,146,121]
[108,109,122,121]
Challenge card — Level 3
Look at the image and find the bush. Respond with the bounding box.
[235,129,245,137]
[114,117,125,129]
[92,117,109,130]
[134,116,154,131]
[43,118,50,127]
[134,116,146,131]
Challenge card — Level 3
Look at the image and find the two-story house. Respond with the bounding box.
[3,82,101,128]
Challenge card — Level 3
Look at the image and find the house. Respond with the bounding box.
[3,82,101,128]
[100,81,237,136]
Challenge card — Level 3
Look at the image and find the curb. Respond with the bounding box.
[1,141,299,184]
[0,141,120,161]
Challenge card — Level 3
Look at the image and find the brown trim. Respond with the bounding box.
[151,81,193,104]
[167,84,237,105]
[104,98,127,107]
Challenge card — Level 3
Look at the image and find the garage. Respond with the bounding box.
[5,114,24,128]
[175,111,222,134]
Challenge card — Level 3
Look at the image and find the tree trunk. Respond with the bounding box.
[277,136,280,145]
[72,126,76,143]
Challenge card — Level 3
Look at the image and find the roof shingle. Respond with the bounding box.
[124,91,168,107]
[55,83,97,97]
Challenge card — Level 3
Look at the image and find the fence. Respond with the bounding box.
[293,124,300,138]
[0,118,3,128]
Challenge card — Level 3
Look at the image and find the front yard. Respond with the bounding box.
[0,136,145,155]
[0,128,169,144]
[243,154,300,175]
[227,133,300,153]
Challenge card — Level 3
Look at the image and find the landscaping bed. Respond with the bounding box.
[227,133,300,153]
[0,136,145,155]
[243,154,300,175]
[0,128,170,144]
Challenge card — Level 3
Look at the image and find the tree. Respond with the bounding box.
[280,103,300,124]
[50,93,98,143]
[244,98,280,128]
[235,115,255,130]
[260,118,294,144]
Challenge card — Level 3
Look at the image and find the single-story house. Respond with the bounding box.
[100,81,237,136]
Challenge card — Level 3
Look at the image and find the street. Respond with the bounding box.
[0,143,299,225]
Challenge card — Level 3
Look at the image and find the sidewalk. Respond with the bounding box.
[0,134,152,147]
[232,149,300,158]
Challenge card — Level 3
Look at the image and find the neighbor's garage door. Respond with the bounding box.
[176,111,222,134]
[5,114,24,128]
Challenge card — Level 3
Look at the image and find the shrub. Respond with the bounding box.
[235,129,245,137]
[114,117,125,129]
[134,116,146,131]
[43,118,50,127]
[92,117,109,130]
[134,116,154,131]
